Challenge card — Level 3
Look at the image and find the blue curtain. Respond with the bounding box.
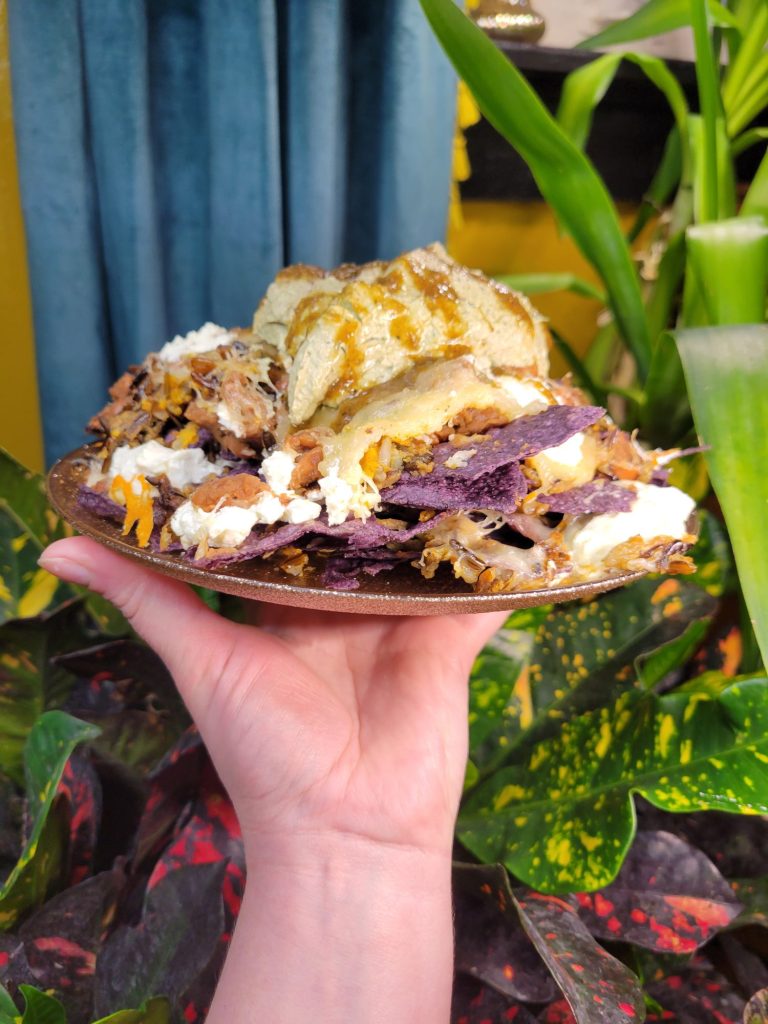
[8,0,457,463]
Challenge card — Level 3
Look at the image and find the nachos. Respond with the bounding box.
[79,244,696,592]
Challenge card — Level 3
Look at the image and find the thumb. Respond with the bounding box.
[39,536,231,698]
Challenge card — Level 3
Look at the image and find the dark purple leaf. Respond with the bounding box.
[538,1001,577,1024]
[538,481,636,515]
[716,935,768,999]
[634,802,768,879]
[57,640,189,774]
[574,831,741,953]
[645,961,745,1022]
[94,862,226,1019]
[56,753,101,886]
[452,976,538,1024]
[514,891,644,1024]
[13,871,122,1024]
[453,864,556,1003]
[132,729,205,869]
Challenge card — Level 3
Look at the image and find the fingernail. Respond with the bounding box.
[38,554,92,588]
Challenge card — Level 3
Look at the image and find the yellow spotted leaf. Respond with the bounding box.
[459,675,768,893]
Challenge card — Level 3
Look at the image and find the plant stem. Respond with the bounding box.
[691,0,722,221]
[686,217,768,324]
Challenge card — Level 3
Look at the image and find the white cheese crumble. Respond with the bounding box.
[261,450,296,494]
[317,464,376,525]
[444,448,477,470]
[171,502,259,549]
[283,497,323,524]
[565,482,696,569]
[109,441,223,491]
[157,322,234,364]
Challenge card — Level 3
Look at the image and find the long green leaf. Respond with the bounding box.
[675,326,768,668]
[558,52,689,160]
[418,0,651,378]
[92,998,171,1024]
[459,676,768,892]
[495,272,606,303]
[628,128,683,243]
[578,0,738,50]
[732,129,768,158]
[691,0,724,222]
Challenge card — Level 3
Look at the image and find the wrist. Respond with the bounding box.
[208,831,455,1024]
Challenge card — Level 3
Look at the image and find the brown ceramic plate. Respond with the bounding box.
[47,446,647,616]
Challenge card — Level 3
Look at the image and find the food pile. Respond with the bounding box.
[79,244,696,592]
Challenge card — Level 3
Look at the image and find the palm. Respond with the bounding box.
[187,605,507,852]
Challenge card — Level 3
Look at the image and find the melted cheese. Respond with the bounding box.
[318,357,524,520]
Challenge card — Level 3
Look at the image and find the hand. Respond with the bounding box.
[40,537,506,856]
[40,536,507,1024]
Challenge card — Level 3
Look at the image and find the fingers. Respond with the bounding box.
[415,609,511,678]
[39,537,224,687]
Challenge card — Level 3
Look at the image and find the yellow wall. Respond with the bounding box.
[0,0,43,473]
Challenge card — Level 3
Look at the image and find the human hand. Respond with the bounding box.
[40,537,506,857]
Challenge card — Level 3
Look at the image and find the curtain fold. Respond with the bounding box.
[8,0,456,463]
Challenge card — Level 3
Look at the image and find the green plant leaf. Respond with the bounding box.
[0,602,96,784]
[467,578,715,778]
[687,508,737,598]
[675,326,768,668]
[558,52,689,162]
[0,448,127,634]
[18,986,65,1024]
[459,675,768,892]
[578,0,737,50]
[549,329,608,403]
[731,128,768,158]
[91,998,170,1024]
[0,712,100,929]
[0,984,17,1021]
[418,0,651,378]
[495,273,606,303]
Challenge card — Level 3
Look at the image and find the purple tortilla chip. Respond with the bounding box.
[539,480,637,515]
[78,486,124,523]
[382,405,604,513]
[383,460,527,515]
[435,404,605,481]
[194,512,449,569]
[322,548,414,590]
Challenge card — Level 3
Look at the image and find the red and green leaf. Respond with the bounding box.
[0,713,100,930]
[574,831,740,953]
[515,892,644,1024]
[451,976,538,1024]
[645,961,745,1022]
[453,863,556,1004]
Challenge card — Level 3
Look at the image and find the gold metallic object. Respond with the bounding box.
[48,446,646,617]
[470,0,546,43]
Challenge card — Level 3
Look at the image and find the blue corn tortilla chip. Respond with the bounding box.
[434,404,605,481]
[539,480,637,515]
[382,404,605,514]
[194,511,449,569]
[322,549,414,591]
[382,460,527,515]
